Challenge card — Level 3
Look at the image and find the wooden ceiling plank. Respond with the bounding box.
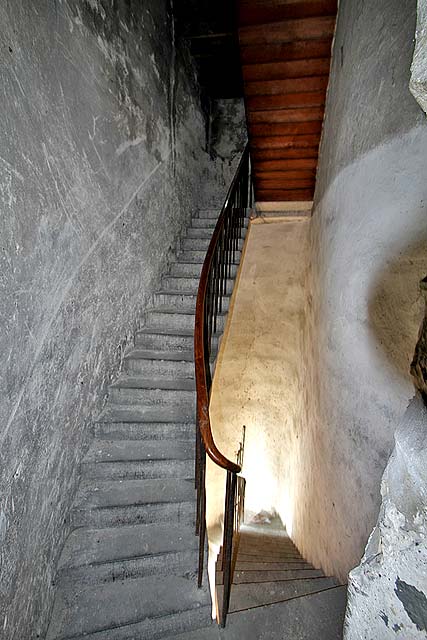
[255,178,315,189]
[239,16,336,46]
[243,57,331,81]
[240,38,332,64]
[239,1,337,27]
[255,158,318,171]
[248,107,324,123]
[247,90,326,111]
[249,121,322,136]
[244,75,328,96]
[256,188,315,201]
[251,148,318,159]
[251,134,320,149]
[254,169,316,179]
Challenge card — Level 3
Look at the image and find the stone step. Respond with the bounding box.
[238,542,299,555]
[197,208,221,219]
[176,248,242,263]
[82,440,194,480]
[111,374,196,392]
[135,328,196,351]
[217,568,324,585]
[162,275,235,294]
[108,378,195,408]
[154,291,230,313]
[220,577,339,614]
[171,586,347,640]
[94,422,194,441]
[46,574,211,640]
[190,217,217,229]
[169,261,238,279]
[181,236,245,252]
[233,560,314,572]
[190,216,249,230]
[186,227,215,238]
[56,523,198,586]
[218,551,305,565]
[98,404,195,425]
[123,350,194,378]
[82,458,194,481]
[71,478,196,528]
[153,291,197,312]
[145,308,226,333]
[84,439,193,463]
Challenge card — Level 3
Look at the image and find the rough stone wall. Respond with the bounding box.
[344,394,427,639]
[411,277,427,398]
[344,285,427,637]
[0,2,244,637]
[290,0,427,582]
[204,98,248,205]
[410,0,427,114]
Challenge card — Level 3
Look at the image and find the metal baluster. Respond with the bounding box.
[219,228,225,309]
[213,246,219,334]
[197,446,206,587]
[221,471,237,628]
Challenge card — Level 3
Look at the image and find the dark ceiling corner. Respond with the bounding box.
[173,0,244,99]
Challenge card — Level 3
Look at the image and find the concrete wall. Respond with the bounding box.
[292,0,427,581]
[0,2,244,637]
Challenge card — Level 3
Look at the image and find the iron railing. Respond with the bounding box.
[194,143,252,626]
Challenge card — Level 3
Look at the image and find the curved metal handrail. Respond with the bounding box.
[194,145,250,472]
[193,144,252,626]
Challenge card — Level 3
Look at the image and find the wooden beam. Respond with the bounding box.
[247,90,326,111]
[239,16,336,46]
[243,57,331,81]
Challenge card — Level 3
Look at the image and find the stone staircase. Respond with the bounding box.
[217,525,343,620]
[45,207,248,640]
[174,524,347,640]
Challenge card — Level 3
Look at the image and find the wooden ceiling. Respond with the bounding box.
[238,0,337,202]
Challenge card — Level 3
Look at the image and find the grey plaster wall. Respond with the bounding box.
[291,0,427,582]
[0,2,244,638]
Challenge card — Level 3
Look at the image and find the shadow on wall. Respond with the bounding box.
[368,235,427,388]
